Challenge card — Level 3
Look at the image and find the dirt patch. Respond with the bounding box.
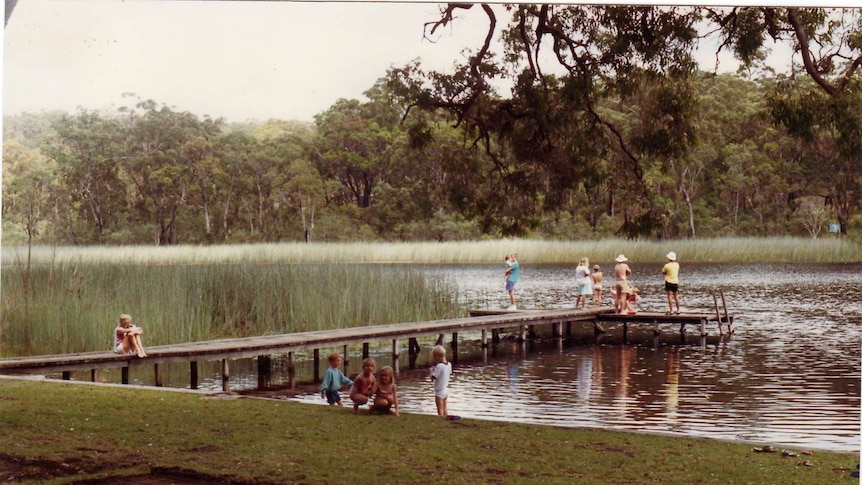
[236,381,320,399]
[0,454,279,484]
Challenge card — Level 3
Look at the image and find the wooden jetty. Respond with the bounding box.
[0,305,732,392]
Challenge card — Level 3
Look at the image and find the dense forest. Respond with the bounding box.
[3,6,859,246]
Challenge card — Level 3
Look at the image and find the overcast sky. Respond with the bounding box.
[2,1,812,123]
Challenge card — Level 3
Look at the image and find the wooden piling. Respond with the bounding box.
[190,361,198,389]
[154,363,163,387]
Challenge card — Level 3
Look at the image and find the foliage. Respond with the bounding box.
[2,7,860,245]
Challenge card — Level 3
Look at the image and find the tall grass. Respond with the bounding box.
[2,236,857,357]
[2,236,859,266]
[0,262,462,357]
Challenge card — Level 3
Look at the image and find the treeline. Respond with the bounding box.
[1,72,855,246]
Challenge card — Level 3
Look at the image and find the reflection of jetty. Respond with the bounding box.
[0,306,732,391]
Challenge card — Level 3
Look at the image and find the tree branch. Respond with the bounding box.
[787,8,837,96]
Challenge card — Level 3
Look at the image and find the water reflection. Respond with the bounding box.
[81,263,860,453]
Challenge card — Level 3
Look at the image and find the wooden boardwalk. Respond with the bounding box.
[0,306,732,391]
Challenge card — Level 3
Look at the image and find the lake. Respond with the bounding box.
[114,262,862,453]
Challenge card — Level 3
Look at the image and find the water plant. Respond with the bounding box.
[2,237,858,267]
[0,262,462,357]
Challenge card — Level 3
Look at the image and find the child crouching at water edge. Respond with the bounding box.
[627,287,641,314]
[114,314,147,358]
[430,345,455,418]
[372,366,400,416]
[321,353,353,406]
[349,358,376,414]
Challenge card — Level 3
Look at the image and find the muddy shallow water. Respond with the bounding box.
[110,262,861,453]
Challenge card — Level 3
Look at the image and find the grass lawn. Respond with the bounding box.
[0,378,857,484]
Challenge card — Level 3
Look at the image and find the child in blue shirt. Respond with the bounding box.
[321,353,353,406]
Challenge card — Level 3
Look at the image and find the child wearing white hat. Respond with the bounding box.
[662,252,681,315]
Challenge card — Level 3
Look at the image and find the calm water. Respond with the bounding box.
[106,263,862,452]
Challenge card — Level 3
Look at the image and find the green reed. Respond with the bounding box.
[0,262,462,357]
[3,236,858,266]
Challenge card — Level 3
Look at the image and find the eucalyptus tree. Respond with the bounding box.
[117,100,222,245]
[386,4,860,238]
[313,95,402,210]
[283,158,340,242]
[211,131,255,241]
[703,7,861,235]
[181,136,218,243]
[2,140,56,297]
[43,110,127,243]
[388,5,702,238]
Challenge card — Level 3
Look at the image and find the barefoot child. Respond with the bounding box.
[320,353,353,406]
[504,253,520,310]
[662,251,681,315]
[627,287,642,314]
[430,345,453,418]
[591,265,603,306]
[372,366,400,416]
[574,257,592,309]
[114,314,147,358]
[349,358,376,414]
[613,255,633,315]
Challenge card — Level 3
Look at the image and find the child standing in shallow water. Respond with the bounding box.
[320,353,353,406]
[349,358,376,414]
[372,366,400,416]
[430,345,454,418]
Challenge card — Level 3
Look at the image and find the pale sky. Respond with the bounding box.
[2,1,813,123]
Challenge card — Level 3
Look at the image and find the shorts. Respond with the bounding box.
[435,390,449,400]
[325,390,341,404]
[614,280,632,295]
[506,280,516,292]
[114,343,133,355]
[665,282,679,292]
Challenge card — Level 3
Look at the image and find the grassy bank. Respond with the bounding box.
[3,237,860,266]
[0,378,856,484]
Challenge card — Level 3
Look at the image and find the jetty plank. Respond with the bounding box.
[0,308,610,375]
[0,307,732,379]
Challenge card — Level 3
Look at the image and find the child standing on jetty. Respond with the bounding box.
[504,253,520,310]
[662,251,681,315]
[591,265,603,306]
[613,255,633,315]
[114,314,147,358]
[430,345,455,418]
[372,366,400,416]
[320,353,353,406]
[349,358,377,414]
[574,257,593,309]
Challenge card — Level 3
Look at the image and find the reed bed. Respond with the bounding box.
[0,262,462,357]
[2,237,858,266]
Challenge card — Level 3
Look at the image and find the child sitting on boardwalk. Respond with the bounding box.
[372,366,400,416]
[349,358,377,414]
[320,353,353,406]
[114,314,147,358]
